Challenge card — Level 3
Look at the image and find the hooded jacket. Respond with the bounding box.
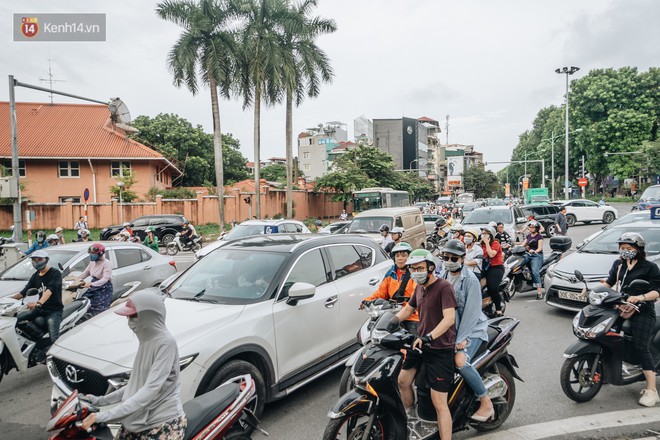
[90,290,184,432]
[363,264,419,321]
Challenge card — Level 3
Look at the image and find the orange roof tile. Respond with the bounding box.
[0,102,168,161]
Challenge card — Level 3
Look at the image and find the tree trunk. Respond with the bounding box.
[210,77,225,231]
[285,88,293,218]
[253,83,262,219]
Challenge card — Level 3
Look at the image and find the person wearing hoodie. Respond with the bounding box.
[81,290,186,439]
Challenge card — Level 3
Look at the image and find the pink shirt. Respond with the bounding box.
[80,258,113,287]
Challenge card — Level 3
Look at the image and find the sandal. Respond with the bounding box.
[536,293,544,300]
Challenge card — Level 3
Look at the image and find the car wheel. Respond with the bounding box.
[566,214,576,227]
[602,212,615,224]
[203,360,266,419]
[546,224,557,238]
[161,233,175,246]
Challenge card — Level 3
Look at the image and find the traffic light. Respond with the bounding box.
[244,196,251,205]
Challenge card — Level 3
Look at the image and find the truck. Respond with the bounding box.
[525,187,550,204]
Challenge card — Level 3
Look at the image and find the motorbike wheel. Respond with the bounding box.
[323,413,394,440]
[560,353,603,402]
[191,242,202,252]
[166,244,179,256]
[472,362,516,432]
[339,366,356,396]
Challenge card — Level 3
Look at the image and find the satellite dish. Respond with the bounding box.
[108,97,132,124]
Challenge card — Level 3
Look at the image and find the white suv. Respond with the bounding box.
[561,199,618,226]
[47,234,391,418]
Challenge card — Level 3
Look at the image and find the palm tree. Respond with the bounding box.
[157,0,236,230]
[234,0,291,218]
[281,0,335,217]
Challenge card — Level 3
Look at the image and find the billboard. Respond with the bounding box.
[447,156,464,187]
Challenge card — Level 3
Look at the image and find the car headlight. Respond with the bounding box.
[107,354,197,391]
[588,290,608,306]
[179,354,197,371]
[546,263,557,278]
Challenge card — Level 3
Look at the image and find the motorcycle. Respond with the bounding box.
[63,278,142,309]
[324,311,522,439]
[47,374,265,440]
[0,291,90,384]
[500,236,572,295]
[559,270,660,403]
[167,232,202,255]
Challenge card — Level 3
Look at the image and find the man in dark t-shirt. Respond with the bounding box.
[396,249,457,439]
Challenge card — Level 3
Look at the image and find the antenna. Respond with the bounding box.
[39,59,67,104]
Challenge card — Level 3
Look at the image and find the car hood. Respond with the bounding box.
[0,280,29,298]
[51,294,244,368]
[553,252,618,277]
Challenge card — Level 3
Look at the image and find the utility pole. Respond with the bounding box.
[445,115,449,145]
[581,155,586,198]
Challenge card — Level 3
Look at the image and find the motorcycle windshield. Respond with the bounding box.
[373,311,400,334]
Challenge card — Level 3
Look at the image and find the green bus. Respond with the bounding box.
[352,187,410,213]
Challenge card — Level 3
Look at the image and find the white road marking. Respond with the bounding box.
[474,407,660,439]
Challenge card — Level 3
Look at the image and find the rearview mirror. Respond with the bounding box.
[286,282,316,306]
[574,270,584,282]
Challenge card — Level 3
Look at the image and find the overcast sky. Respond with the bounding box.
[2,0,659,172]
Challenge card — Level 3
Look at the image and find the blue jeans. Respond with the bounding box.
[524,252,543,287]
[457,338,488,398]
[18,308,63,346]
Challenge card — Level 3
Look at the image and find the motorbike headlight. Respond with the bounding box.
[588,290,608,306]
[370,328,389,344]
[584,317,613,339]
[572,313,580,330]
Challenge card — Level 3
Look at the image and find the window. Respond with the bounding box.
[280,249,328,299]
[111,161,132,177]
[140,249,152,261]
[69,255,90,273]
[58,160,80,177]
[149,217,166,226]
[583,200,598,207]
[132,218,149,227]
[280,223,298,233]
[395,217,404,228]
[114,249,143,268]
[354,245,374,269]
[59,197,81,203]
[3,159,26,177]
[303,152,310,159]
[303,164,310,171]
[327,245,364,280]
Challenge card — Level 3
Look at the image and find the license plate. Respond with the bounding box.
[557,289,586,302]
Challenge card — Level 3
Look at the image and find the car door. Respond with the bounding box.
[271,248,339,379]
[582,200,600,220]
[108,247,149,288]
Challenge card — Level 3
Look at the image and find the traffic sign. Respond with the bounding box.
[83,188,90,202]
[578,178,588,187]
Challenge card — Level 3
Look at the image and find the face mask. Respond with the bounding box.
[36,236,44,243]
[464,236,473,245]
[128,316,139,333]
[90,254,100,262]
[444,261,463,272]
[32,260,47,271]
[620,249,637,260]
[410,271,429,285]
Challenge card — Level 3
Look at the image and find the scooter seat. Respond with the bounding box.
[62,300,86,320]
[485,326,500,350]
[183,382,241,440]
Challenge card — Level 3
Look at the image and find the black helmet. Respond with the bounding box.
[442,239,466,256]
[528,220,541,229]
[379,224,390,233]
[315,220,322,226]
[435,218,447,227]
[36,231,46,243]
[617,232,645,249]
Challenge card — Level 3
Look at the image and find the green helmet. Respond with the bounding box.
[145,226,155,233]
[391,242,413,255]
[405,249,437,268]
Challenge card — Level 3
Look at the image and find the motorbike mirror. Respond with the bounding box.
[26,287,39,296]
[574,270,584,282]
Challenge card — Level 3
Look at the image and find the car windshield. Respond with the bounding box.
[348,217,392,233]
[169,249,286,304]
[0,250,78,281]
[640,186,660,202]
[464,209,513,225]
[224,224,272,240]
[581,226,660,255]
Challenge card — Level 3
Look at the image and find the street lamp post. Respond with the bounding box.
[556,66,580,199]
[117,181,125,224]
[542,128,583,200]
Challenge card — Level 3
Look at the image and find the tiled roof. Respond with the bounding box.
[417,116,438,122]
[297,131,310,138]
[0,102,165,160]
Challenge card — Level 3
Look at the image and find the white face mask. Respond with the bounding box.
[410,271,429,285]
[128,316,139,333]
[464,236,473,245]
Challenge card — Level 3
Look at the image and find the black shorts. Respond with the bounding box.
[402,347,454,393]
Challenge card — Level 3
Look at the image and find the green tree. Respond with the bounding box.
[462,164,500,199]
[157,0,238,228]
[281,0,335,218]
[260,163,303,183]
[110,171,138,202]
[396,172,437,202]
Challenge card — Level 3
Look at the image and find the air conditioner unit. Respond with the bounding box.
[0,177,19,198]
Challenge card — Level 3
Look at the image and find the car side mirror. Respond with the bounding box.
[574,270,584,282]
[286,282,316,306]
[517,217,527,224]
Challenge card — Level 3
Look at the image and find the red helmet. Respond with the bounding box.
[88,243,105,255]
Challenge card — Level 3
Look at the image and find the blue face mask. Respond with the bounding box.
[90,253,100,262]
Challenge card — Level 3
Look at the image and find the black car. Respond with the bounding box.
[100,214,188,245]
[520,204,560,237]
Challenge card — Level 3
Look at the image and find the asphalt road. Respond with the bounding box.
[2,202,656,439]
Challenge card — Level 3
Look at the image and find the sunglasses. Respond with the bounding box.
[441,255,461,262]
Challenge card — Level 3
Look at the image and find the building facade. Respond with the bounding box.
[296,122,348,179]
[373,117,439,177]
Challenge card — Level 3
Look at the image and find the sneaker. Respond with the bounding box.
[638,389,660,407]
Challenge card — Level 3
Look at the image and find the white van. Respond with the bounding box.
[347,207,427,249]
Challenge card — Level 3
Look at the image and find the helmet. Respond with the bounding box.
[379,224,390,233]
[391,227,405,235]
[89,243,106,255]
[617,232,645,249]
[450,223,464,232]
[145,226,155,233]
[405,249,437,269]
[435,218,448,227]
[488,221,497,228]
[55,227,63,233]
[442,239,466,256]
[315,220,323,226]
[80,229,90,237]
[47,234,59,242]
[391,242,413,255]
[30,250,49,260]
[528,220,541,229]
[480,226,496,237]
[36,231,46,243]
[465,229,480,240]
[122,222,131,228]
